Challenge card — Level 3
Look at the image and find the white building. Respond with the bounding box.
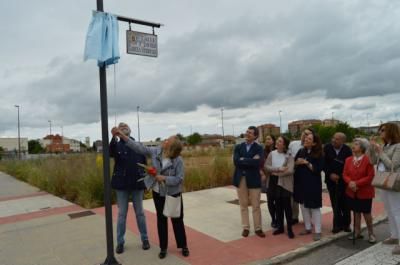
[63,138,81,152]
[0,137,28,152]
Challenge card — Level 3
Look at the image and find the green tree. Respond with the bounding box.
[28,140,44,154]
[335,122,356,142]
[187,132,202,145]
[155,137,161,142]
[176,133,185,141]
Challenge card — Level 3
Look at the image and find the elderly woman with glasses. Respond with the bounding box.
[369,122,400,254]
[343,138,376,243]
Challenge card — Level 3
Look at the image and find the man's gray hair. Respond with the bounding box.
[118,122,131,136]
[353,137,369,153]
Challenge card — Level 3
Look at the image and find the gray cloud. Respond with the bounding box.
[331,104,344,110]
[350,102,376,110]
[1,0,400,136]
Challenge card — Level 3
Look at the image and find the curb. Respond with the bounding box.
[250,214,388,265]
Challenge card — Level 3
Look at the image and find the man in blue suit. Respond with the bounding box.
[233,126,265,237]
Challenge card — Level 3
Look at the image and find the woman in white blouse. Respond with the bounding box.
[265,136,295,239]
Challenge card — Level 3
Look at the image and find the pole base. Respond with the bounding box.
[101,256,121,265]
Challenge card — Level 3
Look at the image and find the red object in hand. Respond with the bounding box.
[147,167,157,176]
[137,163,157,176]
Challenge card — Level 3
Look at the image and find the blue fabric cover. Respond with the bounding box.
[84,11,120,67]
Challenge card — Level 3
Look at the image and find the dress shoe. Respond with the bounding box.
[159,249,167,259]
[331,227,341,234]
[242,229,250,237]
[142,240,150,250]
[313,233,322,241]
[368,234,377,244]
[299,229,312,235]
[343,227,352,233]
[288,229,295,239]
[255,230,266,238]
[182,247,190,257]
[273,228,284,235]
[115,244,124,254]
[383,238,399,245]
[271,221,278,228]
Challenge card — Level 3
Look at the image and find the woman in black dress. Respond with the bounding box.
[293,131,324,241]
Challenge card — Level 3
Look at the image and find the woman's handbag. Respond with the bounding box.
[162,159,182,218]
[163,194,181,218]
[372,163,400,192]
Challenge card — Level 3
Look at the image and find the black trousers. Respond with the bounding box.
[267,175,278,224]
[327,183,351,229]
[275,190,293,230]
[152,191,187,250]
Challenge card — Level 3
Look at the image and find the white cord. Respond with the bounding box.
[113,64,117,127]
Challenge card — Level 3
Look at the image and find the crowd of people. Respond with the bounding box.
[233,122,400,255]
[109,121,400,258]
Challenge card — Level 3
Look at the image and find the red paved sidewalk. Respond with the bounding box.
[94,191,386,265]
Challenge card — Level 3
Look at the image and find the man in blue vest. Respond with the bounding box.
[110,122,150,253]
[233,126,265,237]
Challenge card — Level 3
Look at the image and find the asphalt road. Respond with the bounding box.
[284,220,390,265]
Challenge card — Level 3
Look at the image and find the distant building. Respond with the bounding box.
[199,134,236,147]
[257,123,280,143]
[357,126,380,134]
[358,121,399,134]
[322,119,342,127]
[0,137,28,152]
[288,119,322,136]
[85,137,90,148]
[63,138,81,152]
[94,140,103,152]
[41,134,70,153]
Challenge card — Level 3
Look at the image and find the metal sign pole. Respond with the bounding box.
[92,1,162,263]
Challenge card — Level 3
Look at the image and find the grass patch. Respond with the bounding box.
[0,149,234,208]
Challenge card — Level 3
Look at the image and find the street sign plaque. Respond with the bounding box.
[126,30,158,57]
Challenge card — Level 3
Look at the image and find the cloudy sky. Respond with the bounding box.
[1,0,399,143]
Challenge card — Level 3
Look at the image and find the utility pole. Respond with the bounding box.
[48,120,52,135]
[366,113,370,134]
[221,108,225,148]
[137,106,141,142]
[279,110,282,134]
[15,105,21,159]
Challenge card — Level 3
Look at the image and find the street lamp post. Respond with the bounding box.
[14,105,21,159]
[279,110,282,134]
[48,120,52,135]
[221,108,225,148]
[137,106,141,142]
[60,125,64,144]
